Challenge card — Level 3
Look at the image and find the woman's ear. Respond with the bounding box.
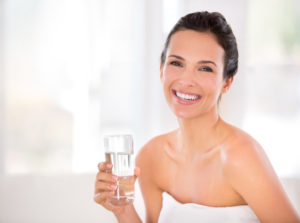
[221,76,234,93]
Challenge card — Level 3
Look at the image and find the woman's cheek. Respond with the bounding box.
[165,65,182,76]
[200,75,219,87]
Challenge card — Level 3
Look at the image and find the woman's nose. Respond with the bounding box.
[178,68,196,87]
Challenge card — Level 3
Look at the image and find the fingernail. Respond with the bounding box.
[112,176,118,181]
[107,163,112,168]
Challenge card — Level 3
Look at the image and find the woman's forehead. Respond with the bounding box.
[166,30,225,64]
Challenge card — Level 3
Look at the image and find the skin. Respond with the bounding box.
[94,30,300,223]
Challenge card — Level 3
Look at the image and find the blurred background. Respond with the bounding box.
[0,0,299,222]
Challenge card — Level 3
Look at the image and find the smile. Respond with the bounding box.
[172,89,202,105]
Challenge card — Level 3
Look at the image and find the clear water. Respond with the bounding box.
[105,152,134,206]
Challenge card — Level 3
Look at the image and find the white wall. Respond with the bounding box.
[0,174,145,223]
[0,0,5,175]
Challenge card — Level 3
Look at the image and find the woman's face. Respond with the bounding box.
[160,30,231,119]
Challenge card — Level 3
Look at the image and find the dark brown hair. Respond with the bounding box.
[160,11,238,79]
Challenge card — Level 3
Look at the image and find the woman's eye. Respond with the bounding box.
[169,61,182,67]
[199,66,213,72]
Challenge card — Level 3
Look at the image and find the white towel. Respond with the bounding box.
[158,192,260,223]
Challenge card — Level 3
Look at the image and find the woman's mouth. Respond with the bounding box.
[172,89,202,105]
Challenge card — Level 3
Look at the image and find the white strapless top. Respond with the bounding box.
[158,192,260,223]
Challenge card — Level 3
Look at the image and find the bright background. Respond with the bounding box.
[0,0,299,222]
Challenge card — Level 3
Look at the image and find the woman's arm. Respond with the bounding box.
[224,138,300,223]
[136,141,164,223]
[114,204,143,223]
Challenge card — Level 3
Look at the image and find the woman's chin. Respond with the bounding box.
[173,110,200,120]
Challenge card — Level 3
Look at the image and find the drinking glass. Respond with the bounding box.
[104,134,135,206]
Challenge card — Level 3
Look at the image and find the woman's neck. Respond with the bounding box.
[176,109,224,157]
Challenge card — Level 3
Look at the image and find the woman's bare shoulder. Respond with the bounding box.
[136,130,177,166]
[222,123,264,163]
[222,123,300,222]
[220,122,272,179]
[222,123,276,197]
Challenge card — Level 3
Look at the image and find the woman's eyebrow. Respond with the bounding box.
[169,54,184,60]
[198,60,217,67]
[168,54,217,67]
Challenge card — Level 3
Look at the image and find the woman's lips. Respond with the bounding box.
[172,89,202,105]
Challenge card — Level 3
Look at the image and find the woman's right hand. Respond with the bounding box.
[93,161,140,215]
[94,161,121,213]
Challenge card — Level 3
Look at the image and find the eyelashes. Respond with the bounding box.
[168,60,213,73]
[199,67,213,72]
[169,61,182,67]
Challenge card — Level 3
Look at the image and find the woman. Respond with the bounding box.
[94,11,300,223]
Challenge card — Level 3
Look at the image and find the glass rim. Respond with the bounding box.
[103,134,134,153]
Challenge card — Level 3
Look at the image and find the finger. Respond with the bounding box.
[93,191,114,204]
[96,171,118,183]
[98,162,113,171]
[104,199,125,212]
[95,181,117,191]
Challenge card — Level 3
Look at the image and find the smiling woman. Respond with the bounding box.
[94,11,300,223]
[160,30,231,118]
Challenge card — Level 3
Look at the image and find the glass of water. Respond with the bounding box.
[104,134,135,206]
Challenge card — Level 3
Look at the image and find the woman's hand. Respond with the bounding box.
[93,161,140,215]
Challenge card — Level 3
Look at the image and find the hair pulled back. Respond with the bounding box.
[160,11,238,79]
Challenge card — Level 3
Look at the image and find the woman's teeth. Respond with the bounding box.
[176,91,200,100]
